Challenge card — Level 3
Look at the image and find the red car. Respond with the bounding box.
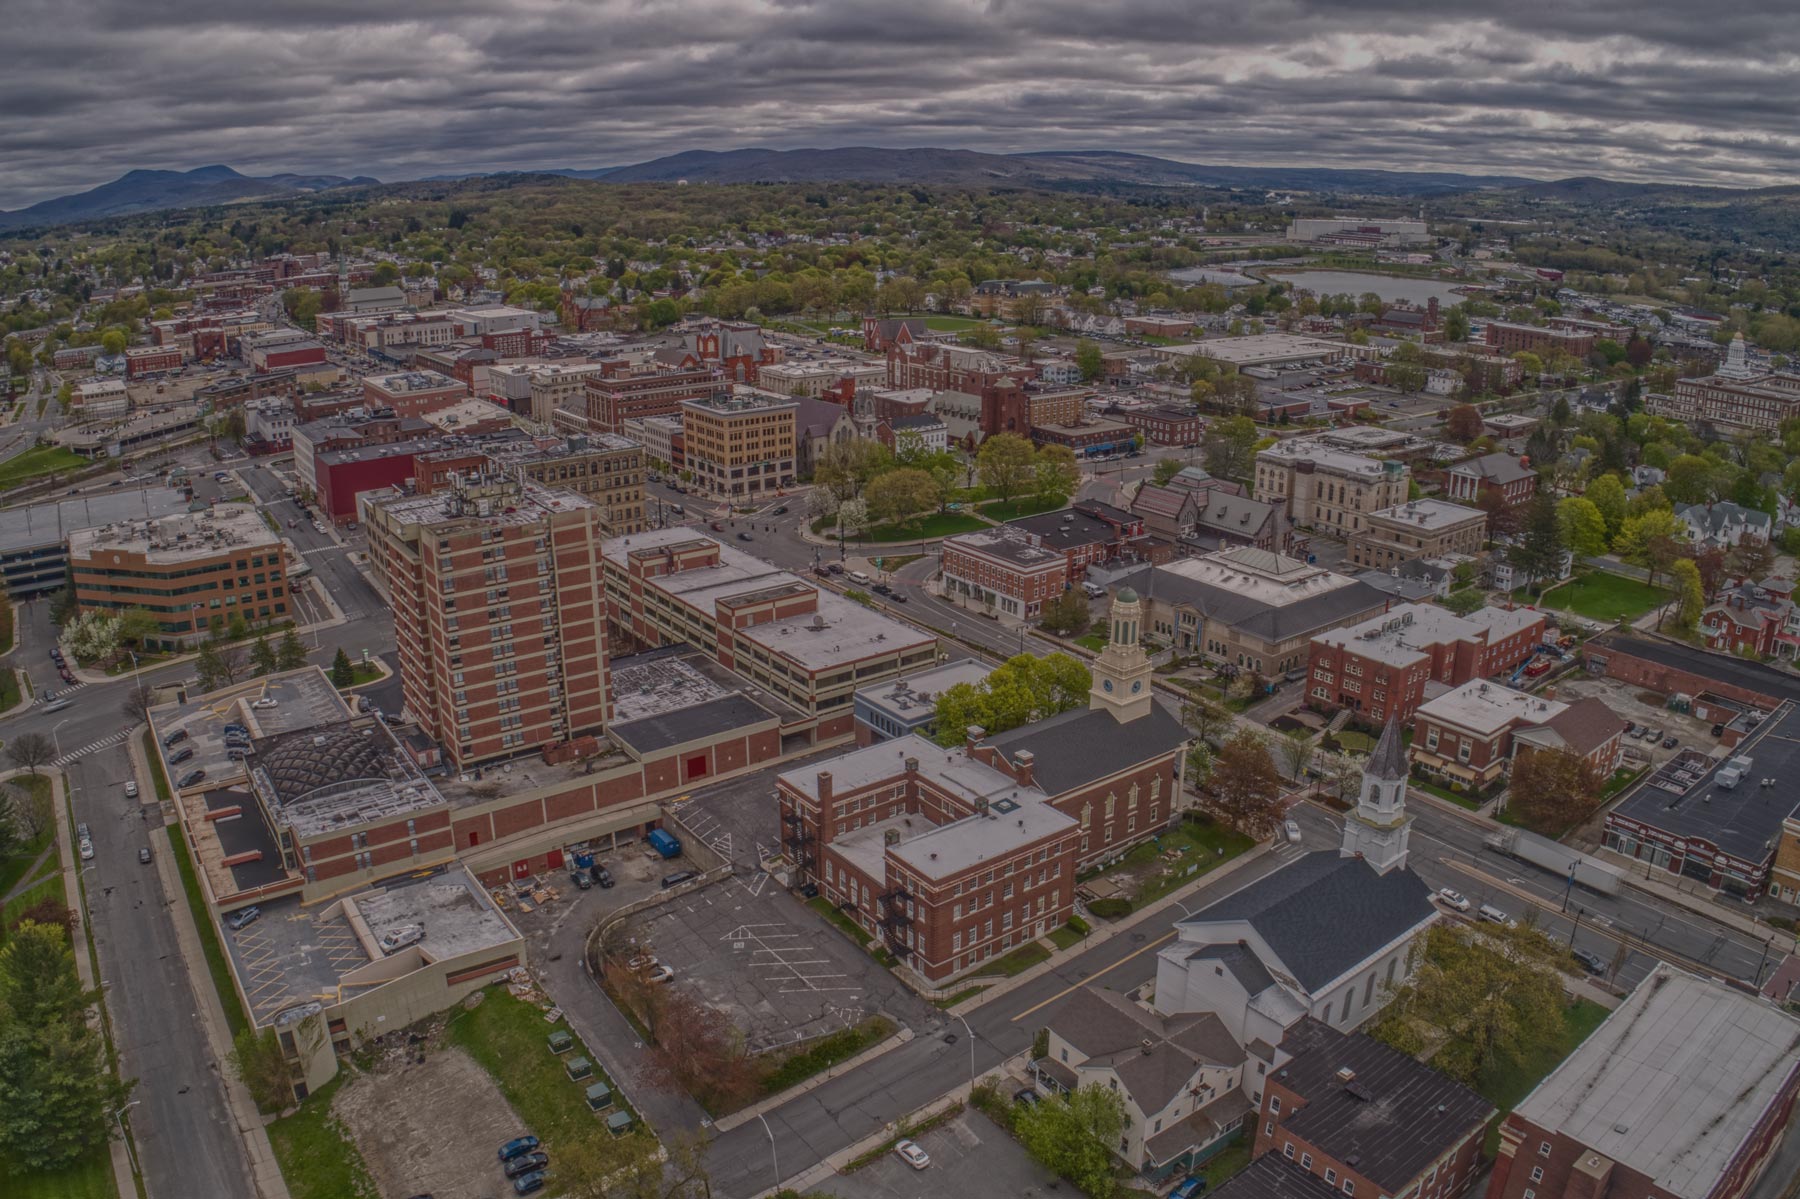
[1525,657,1554,678]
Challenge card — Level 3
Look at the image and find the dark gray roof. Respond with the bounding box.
[983,704,1187,794]
[1368,718,1406,780]
[1183,852,1434,992]
[1213,1155,1355,1199]
[1050,986,1245,1112]
[1114,565,1388,645]
[1611,700,1800,862]
[201,786,288,892]
[1277,1024,1494,1190]
[1452,451,1533,486]
[1355,570,1440,602]
[609,694,777,755]
[1586,633,1800,706]
[1190,942,1276,994]
[259,725,392,803]
[1009,507,1118,548]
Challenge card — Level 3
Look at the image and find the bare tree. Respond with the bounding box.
[121,684,156,725]
[1276,728,1315,780]
[8,777,54,841]
[1207,730,1283,840]
[7,732,55,776]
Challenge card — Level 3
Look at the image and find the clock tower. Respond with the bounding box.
[1090,587,1155,723]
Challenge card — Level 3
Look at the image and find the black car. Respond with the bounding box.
[168,746,196,765]
[1572,948,1608,975]
[162,728,189,748]
[890,592,908,604]
[177,769,207,788]
[570,870,592,890]
[736,532,753,542]
[771,505,788,515]
[1712,724,1726,737]
[826,562,844,574]
[592,866,615,889]
[661,870,697,889]
[872,582,891,596]
[1014,1087,1042,1106]
[512,1174,547,1197]
[504,1151,549,1180]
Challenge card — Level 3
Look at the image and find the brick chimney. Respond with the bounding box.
[814,771,834,847]
[965,725,985,758]
[1013,750,1036,788]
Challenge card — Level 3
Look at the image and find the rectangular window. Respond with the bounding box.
[1301,1154,1313,1169]
[1342,1183,1354,1196]
[1269,1096,1281,1114]
[1325,1170,1337,1186]
[1538,1142,1551,1158]
[1283,1143,1295,1160]
[1530,1168,1544,1183]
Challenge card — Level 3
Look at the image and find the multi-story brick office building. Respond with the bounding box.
[778,591,1188,981]
[564,366,726,435]
[1254,437,1411,539]
[1346,498,1487,570]
[1410,680,1622,789]
[1490,968,1800,1199]
[66,503,288,647]
[1645,334,1800,437]
[1111,404,1202,447]
[361,473,610,771]
[678,392,797,502]
[1483,321,1596,360]
[480,433,646,537]
[940,501,1147,621]
[362,369,469,416]
[601,527,939,746]
[1307,603,1545,726]
[124,344,184,378]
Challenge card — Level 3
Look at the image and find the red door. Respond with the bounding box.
[512,860,531,879]
[546,849,565,869]
[685,754,709,782]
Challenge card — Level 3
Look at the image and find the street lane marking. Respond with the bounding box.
[1011,930,1176,1022]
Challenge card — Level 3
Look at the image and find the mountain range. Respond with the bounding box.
[0,147,1788,235]
[0,164,380,233]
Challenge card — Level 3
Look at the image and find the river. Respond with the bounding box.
[1260,270,1475,306]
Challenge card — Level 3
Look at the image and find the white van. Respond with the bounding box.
[1476,904,1516,928]
[847,570,872,586]
[378,924,425,954]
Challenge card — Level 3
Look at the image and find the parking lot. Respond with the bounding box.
[810,1109,1059,1199]
[625,871,930,1055]
[670,746,846,869]
[1555,675,1722,767]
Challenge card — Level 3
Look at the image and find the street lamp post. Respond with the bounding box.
[1562,861,1579,913]
[754,1112,780,1192]
[951,1012,977,1088]
[52,716,71,760]
[114,1101,141,1178]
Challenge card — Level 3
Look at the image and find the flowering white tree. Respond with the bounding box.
[65,611,122,665]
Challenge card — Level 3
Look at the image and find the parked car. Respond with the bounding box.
[77,822,90,840]
[645,964,675,984]
[1623,721,1636,734]
[176,769,206,788]
[872,582,892,596]
[1661,737,1679,749]
[168,747,195,765]
[1170,1177,1209,1199]
[512,1172,547,1196]
[1013,1087,1041,1106]
[826,562,844,574]
[660,870,697,889]
[223,723,248,737]
[893,1139,931,1170]
[1436,888,1472,912]
[890,592,908,603]
[503,1152,549,1180]
[1572,948,1608,976]
[496,1137,541,1163]
[592,866,614,889]
[124,781,139,799]
[138,847,152,865]
[79,839,94,861]
[1283,819,1302,844]
[251,697,279,710]
[226,906,261,931]
[1711,723,1726,737]
[736,532,753,542]
[378,924,425,954]
[1477,903,1516,927]
[570,870,592,890]
[162,729,189,748]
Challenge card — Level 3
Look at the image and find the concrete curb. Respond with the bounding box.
[127,730,293,1199]
[713,1026,916,1134]
[750,1076,984,1199]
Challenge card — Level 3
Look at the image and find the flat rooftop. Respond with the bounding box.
[1611,701,1800,862]
[1417,679,1564,736]
[366,479,597,527]
[0,487,190,555]
[68,502,279,564]
[1515,968,1800,1199]
[857,660,993,723]
[1161,333,1346,366]
[1367,498,1485,532]
[1258,435,1402,479]
[1317,603,1538,668]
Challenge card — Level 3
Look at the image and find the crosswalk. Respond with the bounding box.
[51,728,132,767]
[40,681,89,703]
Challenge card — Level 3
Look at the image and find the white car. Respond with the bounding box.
[645,964,675,985]
[1283,819,1301,844]
[1436,888,1472,912]
[79,839,95,861]
[893,1139,931,1170]
[250,697,279,710]
[124,781,139,799]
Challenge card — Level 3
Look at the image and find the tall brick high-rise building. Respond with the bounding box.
[362,472,610,770]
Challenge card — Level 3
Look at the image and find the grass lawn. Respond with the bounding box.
[759,1016,895,1095]
[445,987,636,1152]
[1526,572,1668,624]
[1477,998,1610,1153]
[0,1146,119,1199]
[0,446,91,491]
[978,495,1066,521]
[1195,1137,1253,1191]
[1074,633,1108,652]
[0,591,13,654]
[985,941,1051,977]
[165,818,251,1039]
[1334,730,1377,753]
[1088,815,1255,911]
[1412,776,1485,811]
[1048,922,1089,950]
[1,871,65,931]
[266,1074,379,1199]
[0,774,54,898]
[932,986,988,1009]
[808,895,874,945]
[859,512,988,542]
[871,553,922,572]
[335,662,383,689]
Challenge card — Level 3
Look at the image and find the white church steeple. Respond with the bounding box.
[1340,716,1413,873]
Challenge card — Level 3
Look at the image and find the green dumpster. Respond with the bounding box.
[585,1082,613,1111]
[564,1056,593,1081]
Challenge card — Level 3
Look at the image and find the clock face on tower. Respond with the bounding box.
[1131,681,1142,693]
[1102,679,1114,692]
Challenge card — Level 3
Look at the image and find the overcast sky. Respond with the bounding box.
[4,0,1798,210]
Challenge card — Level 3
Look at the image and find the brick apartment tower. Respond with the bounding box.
[365,471,610,770]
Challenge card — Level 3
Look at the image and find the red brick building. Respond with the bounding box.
[1308,604,1545,726]
[362,474,609,770]
[566,367,725,435]
[940,501,1147,621]
[1443,452,1537,508]
[1410,681,1622,789]
[362,369,469,417]
[1109,405,1202,447]
[1490,969,1800,1199]
[124,345,184,378]
[1483,321,1596,360]
[863,316,928,352]
[681,320,784,383]
[886,337,1034,394]
[1246,1019,1491,1199]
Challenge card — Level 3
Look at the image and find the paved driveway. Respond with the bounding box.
[809,1108,1059,1199]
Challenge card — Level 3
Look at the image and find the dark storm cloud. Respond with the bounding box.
[3,0,1799,209]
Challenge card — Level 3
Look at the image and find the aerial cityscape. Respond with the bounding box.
[2,7,1800,1199]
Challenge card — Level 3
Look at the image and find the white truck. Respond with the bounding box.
[1483,827,1622,897]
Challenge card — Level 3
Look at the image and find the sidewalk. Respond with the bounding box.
[21,766,140,1199]
[126,727,293,1199]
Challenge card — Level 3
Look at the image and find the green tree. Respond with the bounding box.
[1443,403,1484,442]
[1202,415,1260,482]
[1665,454,1720,504]
[1441,589,1487,616]
[116,607,161,651]
[99,328,127,357]
[1671,558,1705,630]
[1152,458,1184,486]
[4,733,53,777]
[1073,338,1105,382]
[194,641,243,691]
[0,922,87,1026]
[331,648,356,688]
[1557,497,1609,558]
[1208,730,1282,839]
[1014,1083,1127,1199]
[1039,588,1091,636]
[864,467,940,528]
[0,1010,132,1170]
[369,262,400,287]
[1585,473,1628,542]
[1031,444,1079,507]
[276,628,308,671]
[1508,493,1566,596]
[249,634,278,677]
[228,1027,293,1113]
[931,654,1091,745]
[976,433,1037,504]
[1386,363,1428,394]
[1613,508,1685,585]
[1371,923,1571,1087]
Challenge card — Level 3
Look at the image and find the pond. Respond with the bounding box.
[1264,270,1474,307]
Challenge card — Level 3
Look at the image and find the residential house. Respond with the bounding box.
[1676,501,1773,549]
[1699,576,1800,659]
